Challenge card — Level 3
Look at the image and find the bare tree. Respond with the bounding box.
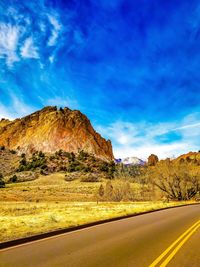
[147,160,200,200]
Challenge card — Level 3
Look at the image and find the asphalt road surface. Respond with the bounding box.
[0,204,200,267]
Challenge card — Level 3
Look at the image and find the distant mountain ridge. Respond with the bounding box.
[0,106,114,160]
[115,157,145,166]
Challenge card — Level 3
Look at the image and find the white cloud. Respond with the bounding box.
[48,14,62,46]
[49,55,55,63]
[113,143,189,161]
[20,37,39,59]
[0,93,35,120]
[96,113,200,160]
[173,122,200,131]
[39,22,46,32]
[0,103,15,120]
[0,10,62,66]
[10,94,34,116]
[0,23,21,67]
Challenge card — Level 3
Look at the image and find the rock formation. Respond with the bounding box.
[0,106,114,160]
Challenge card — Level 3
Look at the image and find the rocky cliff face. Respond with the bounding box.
[175,151,200,164]
[0,106,114,160]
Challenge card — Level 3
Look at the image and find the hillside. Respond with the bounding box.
[175,151,200,165]
[0,106,113,160]
[0,147,19,176]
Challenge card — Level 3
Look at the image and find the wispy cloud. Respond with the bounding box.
[0,92,35,120]
[49,55,55,63]
[172,122,200,131]
[96,113,200,159]
[20,37,39,59]
[0,103,14,120]
[0,23,21,67]
[47,14,62,46]
[0,8,63,67]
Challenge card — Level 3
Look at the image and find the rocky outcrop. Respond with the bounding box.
[0,106,114,160]
[147,154,159,166]
[175,151,200,164]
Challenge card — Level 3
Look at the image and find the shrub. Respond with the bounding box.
[105,181,113,200]
[67,161,83,172]
[41,164,48,170]
[9,175,18,183]
[65,174,77,182]
[59,166,67,171]
[68,152,75,162]
[0,179,5,188]
[55,150,61,158]
[98,184,104,198]
[10,150,16,154]
[18,152,47,171]
[49,155,56,160]
[40,170,48,175]
[18,165,26,172]
[77,150,89,161]
[83,166,92,172]
[80,174,99,182]
[148,161,200,200]
[0,173,5,188]
[20,158,27,166]
[38,151,45,158]
[99,162,109,172]
[62,152,71,158]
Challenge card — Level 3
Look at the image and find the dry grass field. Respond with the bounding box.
[0,172,196,242]
[0,172,142,202]
[0,201,191,242]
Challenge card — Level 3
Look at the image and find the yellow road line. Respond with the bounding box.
[160,223,200,267]
[149,220,200,267]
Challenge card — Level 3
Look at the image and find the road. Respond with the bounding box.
[0,204,200,267]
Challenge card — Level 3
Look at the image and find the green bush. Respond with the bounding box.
[9,175,18,183]
[62,152,71,158]
[38,151,45,158]
[77,150,89,161]
[10,150,16,154]
[55,149,63,157]
[67,161,82,172]
[0,180,5,188]
[18,152,47,171]
[83,166,92,172]
[99,162,109,172]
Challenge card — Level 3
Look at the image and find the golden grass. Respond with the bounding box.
[0,173,141,202]
[0,200,194,242]
[0,173,196,242]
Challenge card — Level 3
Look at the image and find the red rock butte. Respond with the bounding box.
[0,106,114,161]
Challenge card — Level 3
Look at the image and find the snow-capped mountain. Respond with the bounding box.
[115,157,146,166]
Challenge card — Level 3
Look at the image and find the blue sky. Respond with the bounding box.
[0,0,200,159]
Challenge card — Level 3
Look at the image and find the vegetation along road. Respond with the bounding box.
[0,204,199,267]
